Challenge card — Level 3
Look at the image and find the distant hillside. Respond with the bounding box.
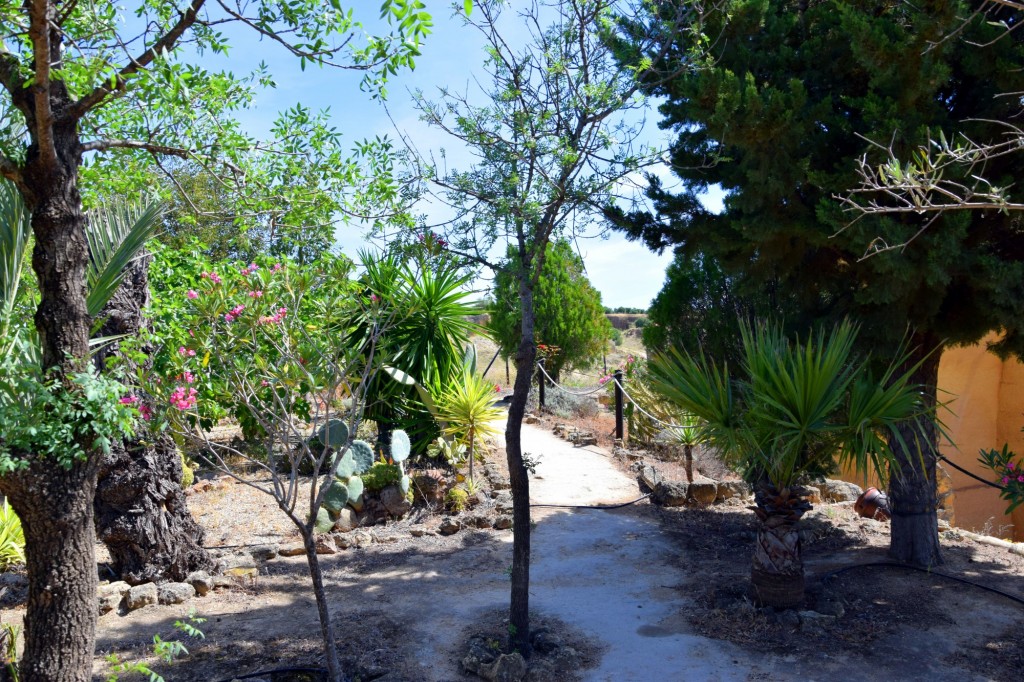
[605,313,647,330]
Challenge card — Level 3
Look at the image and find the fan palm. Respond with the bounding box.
[649,320,929,608]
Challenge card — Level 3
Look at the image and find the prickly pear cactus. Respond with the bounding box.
[346,475,364,504]
[318,419,349,449]
[391,429,411,463]
[314,507,334,534]
[324,480,350,512]
[334,451,356,479]
[399,474,410,495]
[350,439,375,473]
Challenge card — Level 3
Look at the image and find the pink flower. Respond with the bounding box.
[248,290,263,298]
[494,384,501,392]
[178,346,188,356]
[599,375,611,385]
[200,272,222,284]
[139,404,152,421]
[258,307,288,325]
[187,290,199,300]
[240,263,260,276]
[188,349,196,357]
[272,263,283,272]
[170,386,199,411]
[1009,462,1016,471]
[1003,476,1011,485]
[1018,475,1024,483]
[370,294,379,303]
[224,304,246,323]
[182,371,196,384]
[119,395,138,405]
[261,380,270,387]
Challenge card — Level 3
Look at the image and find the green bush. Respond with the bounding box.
[445,486,469,513]
[361,461,402,492]
[179,450,195,489]
[0,501,25,569]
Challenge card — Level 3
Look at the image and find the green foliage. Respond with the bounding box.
[361,461,403,492]
[0,501,25,569]
[445,486,469,513]
[323,480,350,513]
[349,440,375,474]
[105,611,205,682]
[0,364,136,473]
[649,321,929,492]
[433,371,504,455]
[0,622,19,680]
[179,451,195,489]
[313,507,334,534]
[490,241,611,379]
[426,436,468,468]
[318,420,350,450]
[979,442,1024,513]
[613,0,1024,363]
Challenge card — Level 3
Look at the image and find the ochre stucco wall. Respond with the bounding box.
[938,338,1024,541]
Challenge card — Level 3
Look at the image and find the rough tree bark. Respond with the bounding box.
[92,256,213,584]
[505,277,535,656]
[0,111,99,681]
[888,340,943,567]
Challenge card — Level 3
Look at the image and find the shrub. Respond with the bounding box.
[361,461,403,492]
[445,486,469,513]
[179,450,195,489]
[0,501,25,569]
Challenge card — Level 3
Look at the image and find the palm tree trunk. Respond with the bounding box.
[750,518,804,609]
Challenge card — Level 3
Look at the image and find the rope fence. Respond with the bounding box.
[534,360,696,441]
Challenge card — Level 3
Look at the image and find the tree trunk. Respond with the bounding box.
[888,341,943,567]
[92,256,213,583]
[1,460,98,682]
[505,277,535,657]
[750,517,804,609]
[302,531,342,682]
[3,116,99,681]
[683,443,693,483]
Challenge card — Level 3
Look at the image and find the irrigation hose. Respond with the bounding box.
[529,493,652,510]
[820,561,1024,608]
[937,453,1006,491]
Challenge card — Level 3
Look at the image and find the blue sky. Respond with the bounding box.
[200,2,723,308]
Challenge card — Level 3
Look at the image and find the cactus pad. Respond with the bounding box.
[314,507,334,534]
[324,480,350,512]
[317,419,349,449]
[333,451,356,479]
[346,475,364,502]
[349,440,375,473]
[399,474,410,495]
[390,430,411,463]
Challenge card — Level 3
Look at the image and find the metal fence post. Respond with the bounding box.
[614,369,624,442]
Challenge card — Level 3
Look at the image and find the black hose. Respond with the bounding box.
[820,561,1024,608]
[938,454,1006,491]
[214,666,326,681]
[529,493,651,510]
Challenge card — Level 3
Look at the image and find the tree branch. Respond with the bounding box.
[28,0,57,167]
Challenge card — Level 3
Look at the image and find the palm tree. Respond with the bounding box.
[434,364,504,482]
[648,321,929,608]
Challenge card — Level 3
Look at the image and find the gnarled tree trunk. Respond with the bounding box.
[91,255,213,583]
[750,517,804,609]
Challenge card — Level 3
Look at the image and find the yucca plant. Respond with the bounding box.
[434,368,504,483]
[649,320,929,608]
[0,500,25,569]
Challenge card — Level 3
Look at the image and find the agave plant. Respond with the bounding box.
[649,320,928,608]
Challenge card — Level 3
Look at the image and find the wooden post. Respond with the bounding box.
[614,369,624,442]
[538,357,546,411]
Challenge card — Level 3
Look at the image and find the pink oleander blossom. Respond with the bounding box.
[599,375,611,385]
[248,290,263,298]
[139,404,152,421]
[272,263,283,272]
[170,386,199,411]
[187,290,199,300]
[200,271,222,284]
[119,395,139,405]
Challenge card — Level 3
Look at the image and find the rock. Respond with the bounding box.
[638,465,662,491]
[333,507,360,533]
[820,479,863,503]
[158,582,195,605]
[220,553,257,571]
[652,480,688,507]
[315,537,338,554]
[718,480,751,500]
[125,583,158,611]
[440,517,462,535]
[530,628,562,655]
[186,571,214,597]
[333,533,352,549]
[380,485,413,517]
[493,515,513,530]
[524,414,539,424]
[249,544,278,562]
[687,475,719,506]
[484,463,510,491]
[412,470,448,506]
[212,576,234,589]
[465,513,492,529]
[98,593,122,615]
[482,653,527,682]
[494,491,513,514]
[461,635,499,675]
[279,544,307,557]
[98,581,131,599]
[410,528,426,537]
[352,531,373,547]
[545,646,579,671]
[776,610,801,628]
[223,566,258,578]
[802,485,822,505]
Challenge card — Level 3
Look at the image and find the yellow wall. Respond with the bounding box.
[938,338,1024,541]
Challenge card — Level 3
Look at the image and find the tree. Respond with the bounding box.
[401,0,696,655]
[649,321,927,608]
[490,240,611,381]
[610,0,1024,568]
[0,1,430,679]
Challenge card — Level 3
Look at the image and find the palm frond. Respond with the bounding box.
[0,179,30,358]
[85,199,164,317]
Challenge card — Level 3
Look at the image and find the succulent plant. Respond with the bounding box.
[324,480,350,512]
[349,439,375,473]
[314,507,334,534]
[346,475,364,505]
[399,474,411,495]
[390,429,411,463]
[317,419,349,449]
[333,451,356,479]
